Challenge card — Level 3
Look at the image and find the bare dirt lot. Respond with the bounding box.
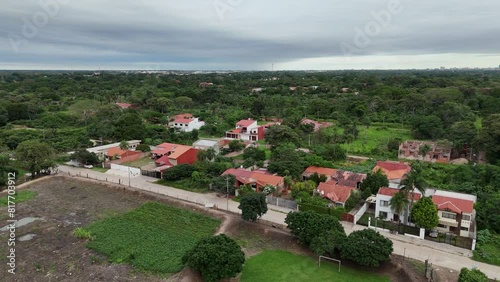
[0,176,445,282]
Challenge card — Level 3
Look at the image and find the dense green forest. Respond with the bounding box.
[1,70,500,233]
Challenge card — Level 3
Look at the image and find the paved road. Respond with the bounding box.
[57,165,500,279]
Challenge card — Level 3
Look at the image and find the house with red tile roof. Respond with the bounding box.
[301,119,332,132]
[225,119,265,142]
[428,190,476,237]
[221,168,284,193]
[375,186,423,224]
[169,113,205,132]
[151,143,198,166]
[317,182,355,207]
[302,166,366,188]
[373,161,411,188]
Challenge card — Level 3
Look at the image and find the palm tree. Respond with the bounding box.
[399,161,427,224]
[205,148,217,161]
[119,140,129,151]
[390,191,410,233]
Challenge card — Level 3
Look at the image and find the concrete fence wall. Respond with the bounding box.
[353,202,369,224]
[110,164,141,177]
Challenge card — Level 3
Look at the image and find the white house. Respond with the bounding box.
[169,113,205,132]
[374,187,422,224]
[225,119,265,142]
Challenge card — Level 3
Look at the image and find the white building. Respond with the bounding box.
[375,187,422,224]
[86,140,141,160]
[169,116,205,132]
[225,119,264,142]
[193,139,220,154]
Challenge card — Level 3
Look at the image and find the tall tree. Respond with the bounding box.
[182,234,245,282]
[16,140,56,178]
[411,197,439,230]
[399,161,427,221]
[390,191,410,228]
[238,193,268,221]
[341,229,393,267]
[360,169,389,196]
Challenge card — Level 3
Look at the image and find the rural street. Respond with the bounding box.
[56,165,500,279]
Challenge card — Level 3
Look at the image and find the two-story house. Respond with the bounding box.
[427,190,476,237]
[169,113,205,132]
[225,119,265,142]
[375,187,422,223]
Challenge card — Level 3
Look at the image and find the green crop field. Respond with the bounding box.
[80,202,221,275]
[0,190,37,206]
[240,250,389,282]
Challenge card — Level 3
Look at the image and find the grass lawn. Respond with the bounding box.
[155,179,210,193]
[122,157,154,168]
[241,250,389,282]
[473,234,500,266]
[259,146,271,160]
[0,190,37,206]
[79,202,221,275]
[340,125,413,156]
[91,167,109,173]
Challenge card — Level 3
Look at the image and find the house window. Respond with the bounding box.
[442,212,457,220]
[175,123,178,126]
[379,211,388,219]
[438,224,447,228]
[462,215,471,221]
[380,200,389,207]
[461,227,469,231]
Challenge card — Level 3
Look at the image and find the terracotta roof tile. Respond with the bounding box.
[317,183,355,204]
[432,195,474,214]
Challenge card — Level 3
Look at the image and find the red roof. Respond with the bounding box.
[106,147,127,157]
[174,118,193,124]
[115,103,133,109]
[317,183,355,204]
[174,113,193,120]
[222,168,284,187]
[155,155,173,166]
[303,166,338,177]
[232,128,242,133]
[377,187,422,201]
[237,119,256,127]
[373,161,411,180]
[432,195,474,214]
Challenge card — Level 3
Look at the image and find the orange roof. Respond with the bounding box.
[174,118,193,124]
[175,113,193,120]
[169,145,193,159]
[373,161,411,180]
[377,187,422,201]
[115,103,133,109]
[232,128,242,133]
[317,183,355,204]
[106,147,127,157]
[432,195,474,214]
[303,166,338,177]
[237,119,256,127]
[222,168,283,187]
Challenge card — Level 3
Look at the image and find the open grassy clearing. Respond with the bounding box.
[240,250,390,282]
[339,125,413,156]
[122,157,155,168]
[0,190,37,206]
[80,202,220,275]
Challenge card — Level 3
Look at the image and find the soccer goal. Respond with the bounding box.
[318,256,341,272]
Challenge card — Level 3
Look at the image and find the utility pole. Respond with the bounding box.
[226,177,229,211]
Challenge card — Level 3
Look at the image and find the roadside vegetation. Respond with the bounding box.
[0,190,37,206]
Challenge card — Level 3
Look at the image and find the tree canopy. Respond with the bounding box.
[16,140,56,178]
[341,229,393,267]
[238,193,268,221]
[182,234,245,282]
[411,197,439,229]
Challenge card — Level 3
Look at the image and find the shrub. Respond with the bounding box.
[73,228,94,240]
[458,267,488,282]
[163,164,195,181]
[341,229,393,267]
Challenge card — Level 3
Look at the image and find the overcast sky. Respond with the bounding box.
[1,0,499,70]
